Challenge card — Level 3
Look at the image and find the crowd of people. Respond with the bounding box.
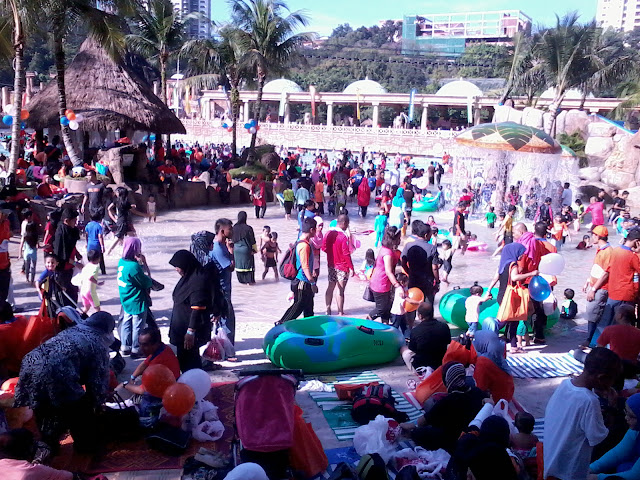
[0,139,640,480]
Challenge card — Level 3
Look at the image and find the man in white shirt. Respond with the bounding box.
[561,182,573,207]
[544,347,621,480]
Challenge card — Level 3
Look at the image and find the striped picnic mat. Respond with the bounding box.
[308,371,423,441]
[507,353,584,378]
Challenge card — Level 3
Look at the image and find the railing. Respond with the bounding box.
[180,119,458,139]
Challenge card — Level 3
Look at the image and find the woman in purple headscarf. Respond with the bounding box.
[118,237,153,358]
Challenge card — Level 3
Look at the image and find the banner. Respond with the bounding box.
[278,90,287,117]
[309,85,317,119]
[408,88,416,122]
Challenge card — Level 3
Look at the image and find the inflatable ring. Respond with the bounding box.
[467,241,488,251]
[413,192,441,212]
[263,316,404,373]
[438,287,559,332]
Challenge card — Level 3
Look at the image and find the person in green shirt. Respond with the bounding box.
[118,237,152,358]
[282,183,294,220]
[485,206,497,229]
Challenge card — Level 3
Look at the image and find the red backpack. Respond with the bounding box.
[279,240,309,280]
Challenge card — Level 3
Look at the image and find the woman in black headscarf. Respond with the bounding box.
[169,250,213,372]
[232,211,257,284]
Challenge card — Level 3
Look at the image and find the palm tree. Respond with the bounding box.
[230,0,313,153]
[3,1,23,175]
[127,0,204,106]
[499,31,531,105]
[534,13,597,135]
[181,27,249,158]
[38,0,128,166]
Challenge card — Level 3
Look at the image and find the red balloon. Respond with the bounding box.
[162,383,196,417]
[142,364,176,398]
[227,127,233,132]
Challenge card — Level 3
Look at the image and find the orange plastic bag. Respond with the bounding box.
[497,283,530,322]
[289,405,328,478]
[335,382,379,401]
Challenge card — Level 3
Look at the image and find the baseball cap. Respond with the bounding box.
[592,226,608,237]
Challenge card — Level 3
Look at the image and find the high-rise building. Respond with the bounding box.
[402,10,531,57]
[171,0,212,38]
[596,0,640,31]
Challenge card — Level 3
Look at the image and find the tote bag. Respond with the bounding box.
[497,282,530,322]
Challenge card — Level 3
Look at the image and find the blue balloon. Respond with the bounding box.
[149,134,156,141]
[222,123,228,129]
[250,119,257,127]
[244,123,251,129]
[20,122,26,129]
[60,115,70,126]
[2,115,12,126]
[529,275,551,302]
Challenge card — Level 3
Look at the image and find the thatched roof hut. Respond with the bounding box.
[26,38,186,135]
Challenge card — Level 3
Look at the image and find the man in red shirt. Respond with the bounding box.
[157,158,178,197]
[122,327,180,395]
[597,304,640,377]
[322,214,354,316]
[600,229,640,331]
[583,226,613,347]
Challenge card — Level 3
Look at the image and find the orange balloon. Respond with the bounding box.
[66,112,76,121]
[162,383,196,417]
[142,364,176,398]
[64,109,74,118]
[1,377,18,394]
[20,110,29,120]
[404,287,424,313]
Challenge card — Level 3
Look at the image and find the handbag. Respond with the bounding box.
[497,281,530,322]
[362,284,375,302]
[99,392,141,441]
[146,423,192,456]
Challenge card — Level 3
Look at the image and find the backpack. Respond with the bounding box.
[280,240,308,280]
[355,453,389,480]
[351,385,409,425]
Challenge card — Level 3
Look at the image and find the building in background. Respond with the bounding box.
[171,0,212,38]
[596,0,640,31]
[402,10,532,57]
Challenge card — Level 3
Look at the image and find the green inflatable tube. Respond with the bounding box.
[263,316,404,374]
[438,287,559,332]
[413,192,441,212]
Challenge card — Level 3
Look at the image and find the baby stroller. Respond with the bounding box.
[232,368,303,479]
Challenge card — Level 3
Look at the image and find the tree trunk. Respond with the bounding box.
[547,91,566,137]
[53,33,81,166]
[230,83,239,159]
[160,55,171,152]
[249,73,266,154]
[8,8,23,175]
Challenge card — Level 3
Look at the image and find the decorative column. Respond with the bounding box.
[421,104,429,130]
[284,101,291,124]
[244,101,250,122]
[326,102,334,126]
[474,105,482,125]
[372,103,380,129]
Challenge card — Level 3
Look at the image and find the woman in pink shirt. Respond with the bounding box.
[582,196,605,226]
[367,226,402,324]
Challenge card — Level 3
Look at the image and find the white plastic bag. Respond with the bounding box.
[353,415,397,463]
[216,325,235,359]
[492,399,517,434]
[192,420,225,442]
[391,447,451,478]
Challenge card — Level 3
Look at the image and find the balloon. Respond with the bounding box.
[249,119,256,127]
[249,126,257,134]
[404,287,424,312]
[74,113,84,122]
[69,120,79,131]
[227,127,233,132]
[539,253,565,276]
[177,368,211,400]
[529,275,551,302]
[1,377,18,394]
[256,126,260,131]
[60,116,70,126]
[64,109,75,119]
[222,123,228,129]
[149,134,156,141]
[2,115,12,126]
[142,364,176,398]
[20,122,25,129]
[2,104,12,114]
[20,110,29,120]
[163,383,196,417]
[244,123,251,129]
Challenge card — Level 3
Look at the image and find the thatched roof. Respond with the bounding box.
[26,38,185,134]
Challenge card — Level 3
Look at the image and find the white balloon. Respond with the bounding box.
[68,120,79,131]
[249,126,257,134]
[177,368,211,400]
[539,253,565,276]
[3,104,14,115]
[74,113,84,122]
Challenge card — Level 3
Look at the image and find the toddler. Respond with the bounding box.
[426,215,437,227]
[510,411,539,458]
[327,193,337,216]
[75,249,103,314]
[464,282,487,337]
[516,319,531,352]
[147,194,157,222]
[261,232,281,280]
[550,214,570,250]
[390,273,411,331]
[576,235,592,250]
[485,206,497,228]
[373,209,387,247]
[357,249,375,280]
[35,253,64,316]
[259,225,271,253]
[429,227,439,246]
[560,288,577,319]
[440,239,453,284]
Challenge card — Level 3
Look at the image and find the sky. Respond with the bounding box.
[213,0,598,36]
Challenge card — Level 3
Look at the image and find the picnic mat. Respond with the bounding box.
[52,381,235,474]
[506,352,584,378]
[315,443,415,480]
[307,371,423,441]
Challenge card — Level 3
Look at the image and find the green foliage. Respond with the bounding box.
[229,162,271,180]
[558,132,588,168]
[458,43,510,78]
